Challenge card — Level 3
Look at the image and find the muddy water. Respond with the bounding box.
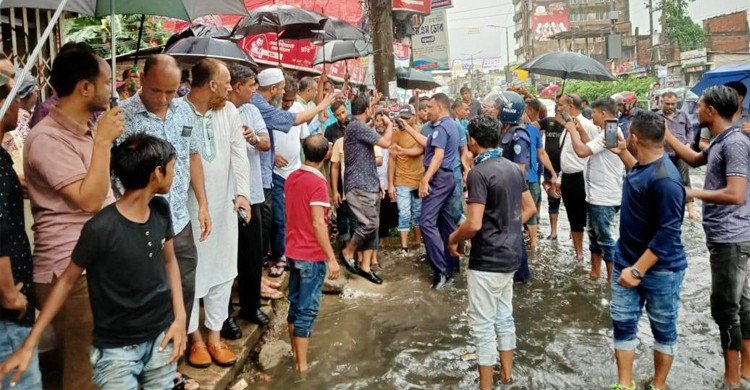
[259,169,729,389]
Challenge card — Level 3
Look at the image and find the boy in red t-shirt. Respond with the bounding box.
[284,134,340,372]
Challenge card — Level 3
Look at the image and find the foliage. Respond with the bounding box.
[64,15,170,58]
[562,76,658,102]
[660,0,705,51]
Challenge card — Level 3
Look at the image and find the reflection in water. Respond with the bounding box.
[260,169,726,389]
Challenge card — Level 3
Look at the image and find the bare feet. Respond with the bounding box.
[261,285,283,300]
[589,271,600,279]
[261,277,281,289]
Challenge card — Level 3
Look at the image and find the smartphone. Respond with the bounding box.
[110,96,118,108]
[561,109,571,122]
[238,208,249,227]
[604,119,619,148]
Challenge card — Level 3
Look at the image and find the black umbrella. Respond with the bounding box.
[519,51,616,92]
[396,67,441,90]
[313,40,371,66]
[165,24,232,50]
[316,16,366,41]
[232,4,328,40]
[166,36,258,69]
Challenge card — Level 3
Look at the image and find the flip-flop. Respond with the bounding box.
[173,373,200,390]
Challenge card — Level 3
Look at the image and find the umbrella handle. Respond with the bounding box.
[110,0,117,100]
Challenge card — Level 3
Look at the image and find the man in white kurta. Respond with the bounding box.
[183,59,251,368]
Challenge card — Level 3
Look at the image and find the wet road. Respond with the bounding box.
[259,168,729,389]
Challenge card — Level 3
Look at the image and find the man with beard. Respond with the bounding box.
[663,86,750,389]
[23,45,124,390]
[659,91,699,221]
[182,59,251,368]
[251,69,334,276]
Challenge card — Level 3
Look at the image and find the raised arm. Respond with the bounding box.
[664,128,707,168]
[295,93,336,125]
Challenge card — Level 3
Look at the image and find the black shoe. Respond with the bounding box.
[357,268,383,284]
[432,274,452,289]
[340,253,360,275]
[243,308,270,326]
[220,317,242,340]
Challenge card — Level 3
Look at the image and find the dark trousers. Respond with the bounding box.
[173,223,198,327]
[238,203,264,317]
[514,242,531,283]
[261,188,273,261]
[561,171,588,233]
[709,241,750,350]
[419,169,458,277]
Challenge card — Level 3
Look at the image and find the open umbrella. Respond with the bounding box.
[232,4,328,40]
[316,16,366,41]
[0,0,248,118]
[691,62,750,109]
[519,51,616,92]
[166,36,258,69]
[312,40,371,66]
[396,67,441,91]
[165,24,233,51]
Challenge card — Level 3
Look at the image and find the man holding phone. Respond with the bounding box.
[563,98,625,281]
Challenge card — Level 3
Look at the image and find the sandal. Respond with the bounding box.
[268,264,285,278]
[173,373,200,390]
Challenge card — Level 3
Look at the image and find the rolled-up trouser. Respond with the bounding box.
[36,275,96,390]
[238,203,264,318]
[670,156,694,203]
[561,171,587,233]
[587,204,620,262]
[271,173,287,260]
[526,181,541,225]
[189,279,234,333]
[287,259,328,338]
[173,223,198,328]
[610,266,685,355]
[449,166,464,223]
[336,200,358,244]
[396,186,422,232]
[468,269,516,366]
[709,241,750,351]
[420,168,458,277]
[346,188,381,251]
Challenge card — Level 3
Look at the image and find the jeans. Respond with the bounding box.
[395,186,422,232]
[336,201,358,244]
[271,173,287,260]
[449,167,464,224]
[610,266,685,355]
[287,259,328,338]
[587,204,620,263]
[527,181,541,225]
[89,331,176,390]
[708,241,750,350]
[0,321,41,390]
[467,270,516,366]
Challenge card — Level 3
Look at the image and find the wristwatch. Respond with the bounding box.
[629,267,643,280]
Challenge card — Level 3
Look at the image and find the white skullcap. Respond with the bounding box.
[257,68,284,87]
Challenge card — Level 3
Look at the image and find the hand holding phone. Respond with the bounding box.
[604,119,619,148]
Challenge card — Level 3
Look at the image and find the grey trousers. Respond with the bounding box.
[173,222,198,329]
[346,188,381,251]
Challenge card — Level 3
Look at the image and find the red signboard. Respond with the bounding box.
[393,41,411,61]
[531,1,569,41]
[392,0,431,14]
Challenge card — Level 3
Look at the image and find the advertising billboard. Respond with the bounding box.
[531,1,569,41]
[392,0,431,14]
[412,9,450,71]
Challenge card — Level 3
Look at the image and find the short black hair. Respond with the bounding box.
[50,48,101,98]
[112,133,176,190]
[467,115,500,148]
[724,81,747,99]
[191,58,225,88]
[431,93,451,110]
[284,76,299,95]
[459,86,471,94]
[525,98,543,113]
[591,98,617,116]
[661,90,678,99]
[302,134,329,163]
[702,85,739,121]
[351,95,370,116]
[451,99,465,111]
[59,41,94,54]
[331,100,346,113]
[581,98,589,105]
[229,64,256,87]
[122,68,135,80]
[629,110,665,144]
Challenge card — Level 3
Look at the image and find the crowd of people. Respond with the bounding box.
[0,39,749,390]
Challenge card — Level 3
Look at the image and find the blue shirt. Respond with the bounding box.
[251,92,295,188]
[615,155,687,271]
[618,107,642,139]
[524,123,543,183]
[424,116,459,170]
[120,93,200,234]
[702,127,750,243]
[454,119,468,170]
[499,126,531,172]
[237,103,269,205]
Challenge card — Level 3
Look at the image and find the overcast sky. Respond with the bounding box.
[445,0,750,63]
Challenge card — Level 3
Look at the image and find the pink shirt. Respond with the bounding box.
[23,106,115,283]
[284,165,331,261]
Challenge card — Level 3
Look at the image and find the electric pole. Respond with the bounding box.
[368,0,395,97]
[648,0,655,75]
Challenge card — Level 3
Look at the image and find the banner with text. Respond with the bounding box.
[531,1,569,41]
[392,0,431,14]
[412,9,450,71]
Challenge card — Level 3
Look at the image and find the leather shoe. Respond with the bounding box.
[340,255,361,275]
[188,341,212,368]
[245,308,270,326]
[432,274,452,290]
[207,340,237,367]
[357,268,383,284]
[220,317,242,340]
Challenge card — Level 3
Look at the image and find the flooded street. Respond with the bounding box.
[259,168,728,389]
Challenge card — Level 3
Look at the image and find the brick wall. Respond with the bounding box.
[703,11,750,53]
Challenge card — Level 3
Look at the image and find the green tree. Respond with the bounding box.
[660,0,705,51]
[563,76,658,103]
[64,15,170,58]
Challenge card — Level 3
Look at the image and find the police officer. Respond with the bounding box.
[484,91,533,282]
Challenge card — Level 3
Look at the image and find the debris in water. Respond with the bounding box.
[461,353,477,361]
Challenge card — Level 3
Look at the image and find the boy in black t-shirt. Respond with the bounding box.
[0,134,187,389]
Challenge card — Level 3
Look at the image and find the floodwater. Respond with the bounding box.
[260,168,730,389]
